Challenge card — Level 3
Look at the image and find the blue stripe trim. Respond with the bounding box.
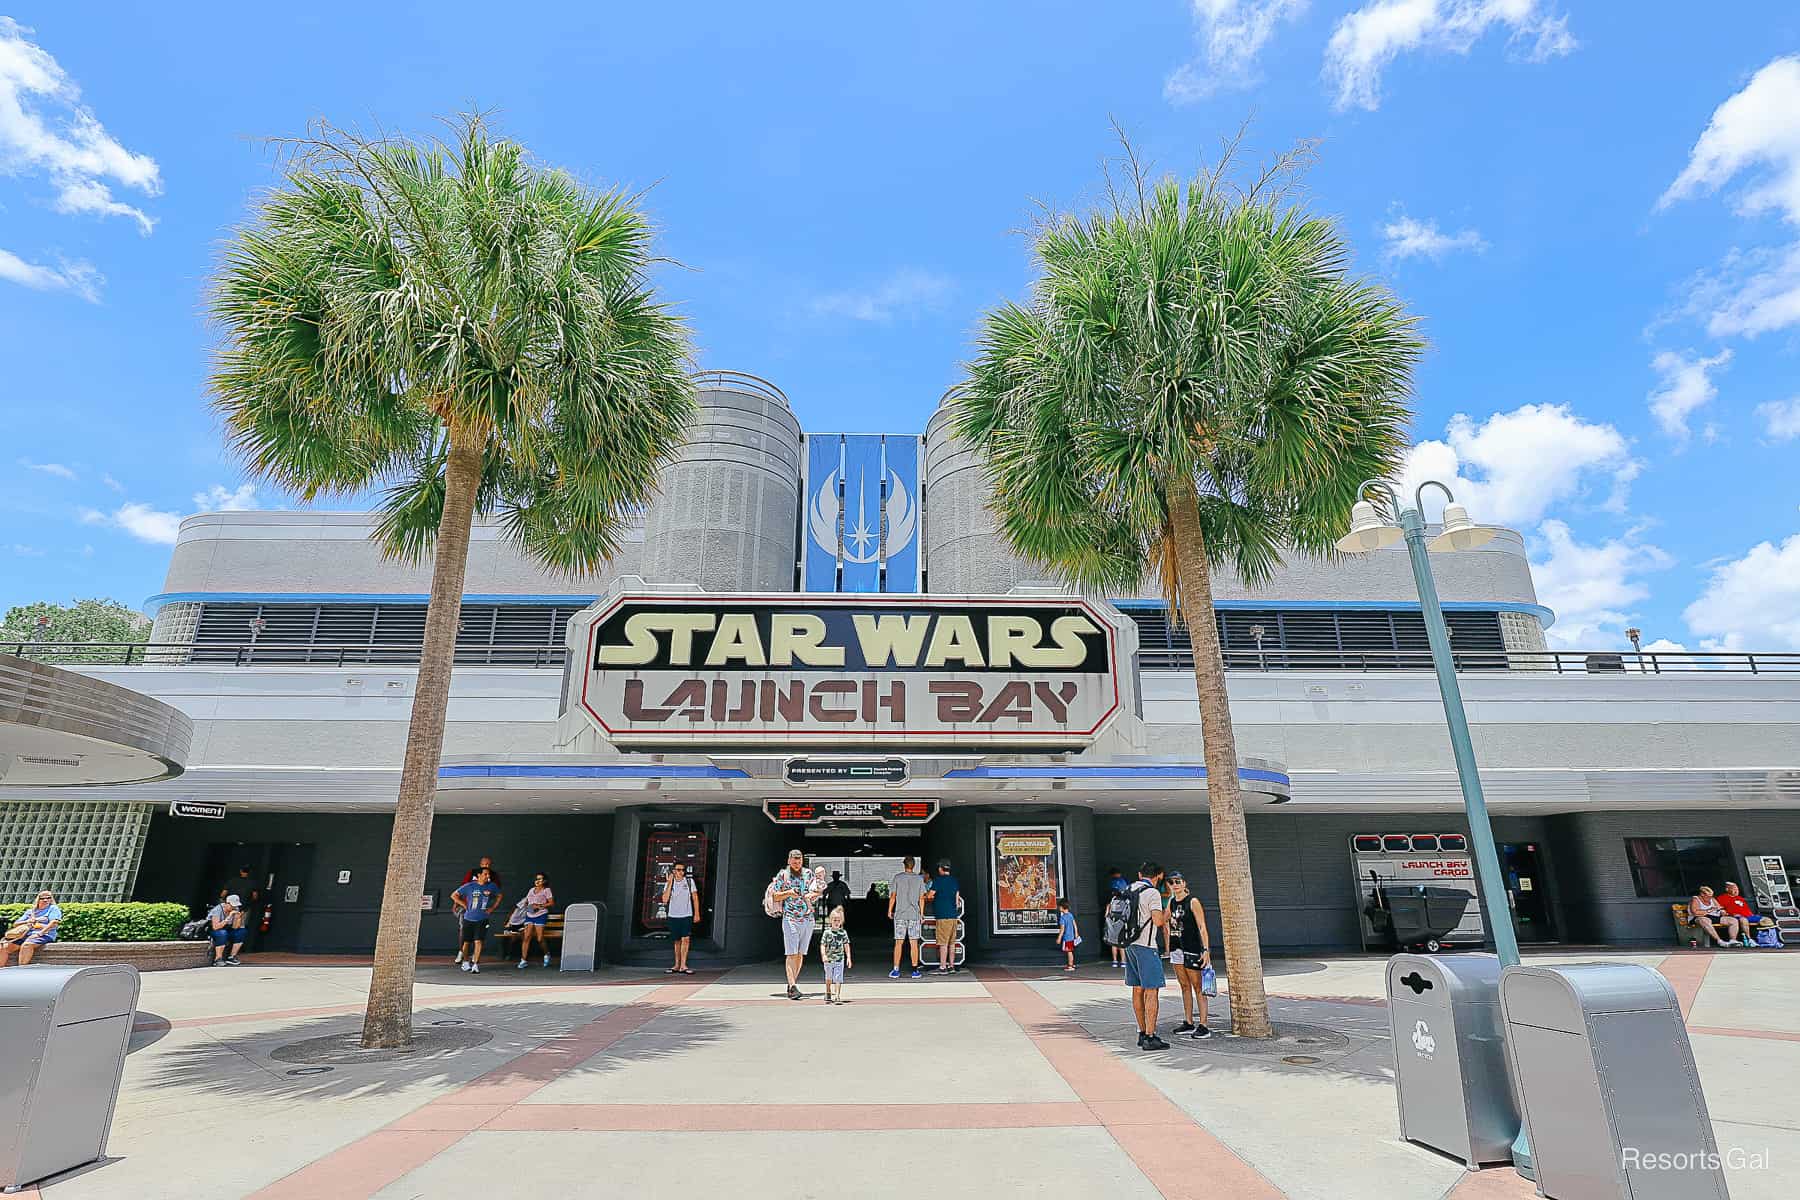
[144,592,600,615]
[439,764,750,781]
[943,765,1290,786]
[1107,597,1555,626]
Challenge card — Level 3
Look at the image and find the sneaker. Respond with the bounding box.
[225,957,240,965]
[1064,965,1076,972]
[1189,1025,1214,1040]
[910,969,922,979]
[1172,1021,1195,1033]
[787,985,802,1000]
[1142,1036,1170,1051]
[518,960,529,969]
[543,954,551,966]
[470,963,480,974]
[889,969,901,979]
[1135,1032,1148,1048]
[454,950,464,964]
[460,960,472,972]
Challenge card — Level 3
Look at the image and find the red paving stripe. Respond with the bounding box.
[668,994,994,1007]
[1656,952,1716,1019]
[485,1102,1099,1132]
[245,981,704,1200]
[974,970,1285,1200]
[1688,1024,1800,1043]
[1446,1165,1539,1197]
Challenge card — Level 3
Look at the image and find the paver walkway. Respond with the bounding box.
[22,948,1798,1199]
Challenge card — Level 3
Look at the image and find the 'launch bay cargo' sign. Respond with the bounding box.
[569,593,1125,749]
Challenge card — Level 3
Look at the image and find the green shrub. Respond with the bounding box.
[0,901,189,942]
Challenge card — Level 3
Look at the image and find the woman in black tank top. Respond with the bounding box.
[1166,874,1214,1039]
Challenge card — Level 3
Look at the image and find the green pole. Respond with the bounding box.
[1398,503,1532,1175]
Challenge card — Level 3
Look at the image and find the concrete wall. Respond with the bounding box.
[1544,810,1800,944]
[640,378,802,592]
[132,810,615,955]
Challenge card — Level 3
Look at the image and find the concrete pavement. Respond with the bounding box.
[19,947,1795,1199]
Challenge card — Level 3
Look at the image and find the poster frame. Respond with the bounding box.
[988,823,1065,937]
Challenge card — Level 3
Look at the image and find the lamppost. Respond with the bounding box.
[1339,478,1533,1175]
[1626,627,1644,674]
[1249,623,1267,670]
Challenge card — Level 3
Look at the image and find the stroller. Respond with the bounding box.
[1365,883,1472,953]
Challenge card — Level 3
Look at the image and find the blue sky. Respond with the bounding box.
[3,3,1798,650]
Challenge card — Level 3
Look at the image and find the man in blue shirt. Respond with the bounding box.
[452,867,501,974]
[922,861,962,973]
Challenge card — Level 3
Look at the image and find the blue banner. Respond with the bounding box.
[881,436,921,592]
[838,435,884,592]
[802,435,842,592]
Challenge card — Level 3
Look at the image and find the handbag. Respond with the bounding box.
[1200,964,1218,997]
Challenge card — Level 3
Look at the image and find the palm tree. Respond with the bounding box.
[951,148,1421,1038]
[208,116,696,1048]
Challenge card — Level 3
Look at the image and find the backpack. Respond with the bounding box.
[178,917,211,941]
[1103,882,1149,947]
[763,875,784,918]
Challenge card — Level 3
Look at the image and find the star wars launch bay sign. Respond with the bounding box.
[568,593,1127,749]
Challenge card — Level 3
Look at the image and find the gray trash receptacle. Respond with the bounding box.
[560,902,600,972]
[1499,962,1726,1200]
[0,964,140,1191]
[1386,953,1519,1168]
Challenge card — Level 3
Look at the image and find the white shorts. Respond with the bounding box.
[782,917,815,956]
[893,915,923,941]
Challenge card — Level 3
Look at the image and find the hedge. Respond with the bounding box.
[0,901,188,942]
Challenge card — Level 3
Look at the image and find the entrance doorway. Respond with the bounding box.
[797,828,925,939]
[1499,841,1555,942]
[200,842,315,953]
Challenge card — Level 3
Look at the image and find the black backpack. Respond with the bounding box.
[1103,881,1150,947]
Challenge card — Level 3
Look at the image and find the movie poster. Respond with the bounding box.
[990,825,1063,935]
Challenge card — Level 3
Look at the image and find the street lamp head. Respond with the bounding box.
[1427,503,1499,553]
[1335,500,1403,553]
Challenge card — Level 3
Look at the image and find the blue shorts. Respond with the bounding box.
[823,961,845,984]
[209,927,245,947]
[667,916,693,938]
[1124,945,1165,990]
[524,914,549,927]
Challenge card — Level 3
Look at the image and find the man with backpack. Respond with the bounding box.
[1115,862,1171,1050]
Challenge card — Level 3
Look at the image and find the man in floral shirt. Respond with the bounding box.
[772,849,820,1000]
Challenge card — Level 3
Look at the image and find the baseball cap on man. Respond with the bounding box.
[225,894,242,907]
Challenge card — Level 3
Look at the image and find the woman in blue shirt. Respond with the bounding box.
[0,890,63,967]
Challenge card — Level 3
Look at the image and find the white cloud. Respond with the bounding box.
[0,247,100,301]
[7,543,45,557]
[1660,56,1800,227]
[1641,637,1686,653]
[1683,531,1800,650]
[80,481,268,545]
[1681,244,1800,339]
[1397,403,1638,528]
[0,17,160,234]
[1757,397,1800,442]
[1646,348,1731,441]
[101,473,123,492]
[1164,0,1308,102]
[1382,212,1486,261]
[110,502,182,544]
[811,269,954,323]
[1324,0,1576,112]
[18,458,76,480]
[193,483,259,511]
[1531,520,1672,649]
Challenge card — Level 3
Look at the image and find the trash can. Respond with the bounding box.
[1499,962,1727,1199]
[560,902,600,972]
[1386,953,1519,1168]
[0,964,140,1191]
[1381,886,1474,951]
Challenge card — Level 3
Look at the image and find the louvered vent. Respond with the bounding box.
[190,602,585,665]
[1127,606,1509,670]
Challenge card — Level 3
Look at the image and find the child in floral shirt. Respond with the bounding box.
[819,906,853,1004]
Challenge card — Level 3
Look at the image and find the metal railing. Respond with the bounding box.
[6,641,1800,675]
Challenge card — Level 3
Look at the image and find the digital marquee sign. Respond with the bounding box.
[763,799,940,825]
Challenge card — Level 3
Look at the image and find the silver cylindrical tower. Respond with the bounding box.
[641,371,803,592]
[921,392,1035,594]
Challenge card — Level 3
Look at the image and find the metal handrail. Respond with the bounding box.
[7,641,1800,675]
[691,369,789,409]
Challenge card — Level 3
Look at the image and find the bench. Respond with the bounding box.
[1672,902,1752,948]
[495,914,563,960]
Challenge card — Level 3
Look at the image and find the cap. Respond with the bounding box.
[1166,873,1186,884]
[226,894,242,907]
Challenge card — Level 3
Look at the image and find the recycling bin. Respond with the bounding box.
[0,964,140,1190]
[1499,962,1727,1199]
[560,902,600,972]
[1386,953,1519,1168]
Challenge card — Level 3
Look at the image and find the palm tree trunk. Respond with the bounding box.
[360,428,483,1049]
[1166,470,1274,1039]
